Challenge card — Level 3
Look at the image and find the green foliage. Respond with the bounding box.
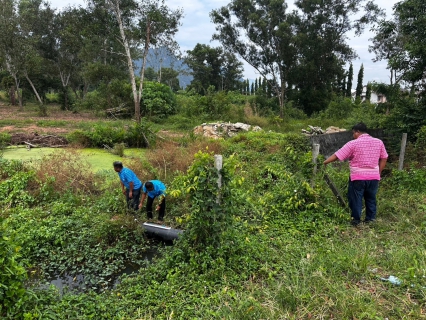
[1,121,425,318]
[346,63,353,98]
[388,167,426,193]
[380,90,426,140]
[185,43,244,94]
[75,79,133,113]
[171,151,234,249]
[344,102,384,129]
[355,64,364,99]
[0,219,28,318]
[0,132,11,151]
[67,122,155,148]
[0,171,35,208]
[112,143,125,157]
[320,95,355,120]
[176,89,247,122]
[141,81,177,120]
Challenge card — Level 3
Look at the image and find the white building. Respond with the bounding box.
[351,86,387,104]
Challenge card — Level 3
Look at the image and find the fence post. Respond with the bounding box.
[398,133,407,171]
[214,155,223,204]
[311,144,320,187]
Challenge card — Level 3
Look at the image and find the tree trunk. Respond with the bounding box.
[59,71,71,110]
[9,86,16,106]
[24,73,43,104]
[137,19,151,122]
[110,0,140,122]
[5,58,22,108]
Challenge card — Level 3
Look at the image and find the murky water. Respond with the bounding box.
[28,248,158,294]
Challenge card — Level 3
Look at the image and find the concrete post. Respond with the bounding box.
[311,144,320,187]
[214,155,223,204]
[398,133,407,171]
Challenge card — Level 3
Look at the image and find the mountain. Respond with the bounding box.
[134,48,193,89]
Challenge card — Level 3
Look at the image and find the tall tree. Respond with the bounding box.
[346,63,354,98]
[391,0,426,85]
[211,0,297,117]
[185,43,243,94]
[211,0,383,117]
[94,0,182,122]
[365,82,372,102]
[355,64,364,99]
[0,0,23,107]
[369,19,405,85]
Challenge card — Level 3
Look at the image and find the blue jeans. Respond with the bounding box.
[126,187,141,211]
[347,180,379,222]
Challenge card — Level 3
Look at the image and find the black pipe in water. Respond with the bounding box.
[142,222,184,241]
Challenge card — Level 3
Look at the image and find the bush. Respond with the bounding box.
[142,81,177,121]
[320,96,354,120]
[34,150,101,196]
[0,220,28,318]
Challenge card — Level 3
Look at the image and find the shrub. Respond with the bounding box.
[320,96,354,120]
[145,139,223,182]
[66,130,92,147]
[112,143,125,157]
[142,81,177,121]
[34,150,101,196]
[0,220,28,318]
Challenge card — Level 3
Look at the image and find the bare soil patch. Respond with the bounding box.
[0,102,100,134]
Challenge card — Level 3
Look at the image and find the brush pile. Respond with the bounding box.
[10,133,68,148]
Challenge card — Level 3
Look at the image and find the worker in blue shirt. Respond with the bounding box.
[113,161,142,211]
[139,180,166,221]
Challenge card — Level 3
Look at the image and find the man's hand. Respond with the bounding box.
[129,191,133,199]
[122,189,126,195]
[156,205,161,211]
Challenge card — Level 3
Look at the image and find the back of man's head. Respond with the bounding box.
[145,181,154,190]
[113,161,123,169]
[352,122,367,133]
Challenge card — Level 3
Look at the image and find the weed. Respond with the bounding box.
[34,150,101,196]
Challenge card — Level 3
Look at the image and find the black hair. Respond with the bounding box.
[352,122,367,133]
[145,181,154,190]
[113,161,123,169]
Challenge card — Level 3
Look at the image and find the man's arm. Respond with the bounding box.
[128,182,134,198]
[120,181,125,194]
[379,158,387,174]
[323,154,338,166]
[139,193,147,209]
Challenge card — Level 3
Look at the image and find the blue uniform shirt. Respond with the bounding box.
[118,168,142,189]
[143,180,166,198]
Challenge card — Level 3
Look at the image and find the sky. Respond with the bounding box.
[50,0,401,87]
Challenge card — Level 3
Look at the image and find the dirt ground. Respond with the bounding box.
[0,101,100,134]
[0,101,185,139]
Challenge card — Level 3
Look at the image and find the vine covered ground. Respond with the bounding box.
[1,126,426,319]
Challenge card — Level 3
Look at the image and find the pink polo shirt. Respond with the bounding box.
[335,134,388,181]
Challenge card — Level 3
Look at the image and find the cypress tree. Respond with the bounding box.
[365,82,372,102]
[355,64,364,100]
[346,63,353,98]
[342,75,346,96]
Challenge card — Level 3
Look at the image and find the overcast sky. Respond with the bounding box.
[50,0,401,86]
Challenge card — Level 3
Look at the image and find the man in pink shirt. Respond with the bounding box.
[323,123,388,226]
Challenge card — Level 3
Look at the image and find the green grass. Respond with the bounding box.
[0,105,425,319]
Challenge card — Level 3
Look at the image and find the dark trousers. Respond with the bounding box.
[126,187,141,211]
[347,179,379,222]
[146,196,166,220]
